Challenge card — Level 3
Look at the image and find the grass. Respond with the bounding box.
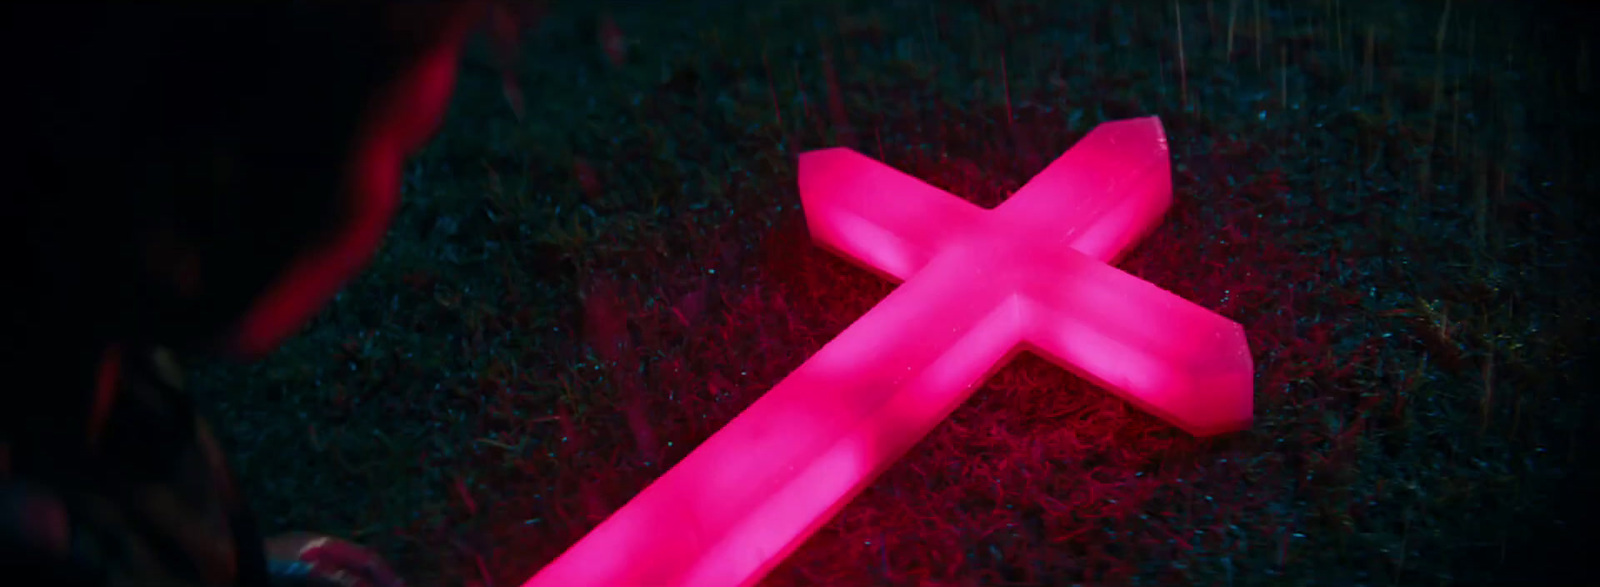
[190,0,1597,585]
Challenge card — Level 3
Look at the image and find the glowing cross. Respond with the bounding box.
[524,116,1253,587]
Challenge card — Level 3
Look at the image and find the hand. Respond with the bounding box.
[265,533,406,587]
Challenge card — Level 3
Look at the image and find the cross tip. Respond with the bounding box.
[1174,392,1253,437]
[797,148,872,194]
[1136,114,1165,127]
[797,146,862,167]
[1184,415,1254,438]
[1113,115,1168,145]
[1188,383,1255,438]
[1164,362,1255,438]
[1142,115,1168,139]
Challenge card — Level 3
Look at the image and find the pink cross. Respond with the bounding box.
[524,116,1253,587]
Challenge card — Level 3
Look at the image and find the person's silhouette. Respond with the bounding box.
[0,3,534,584]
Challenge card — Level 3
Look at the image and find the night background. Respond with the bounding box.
[184,0,1596,585]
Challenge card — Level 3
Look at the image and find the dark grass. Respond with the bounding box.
[190,0,1597,585]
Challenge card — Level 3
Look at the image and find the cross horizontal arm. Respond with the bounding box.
[797,148,986,282]
[1016,243,1253,437]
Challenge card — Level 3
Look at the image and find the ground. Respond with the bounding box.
[190,1,1598,585]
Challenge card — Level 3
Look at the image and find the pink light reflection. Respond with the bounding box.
[524,116,1254,587]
